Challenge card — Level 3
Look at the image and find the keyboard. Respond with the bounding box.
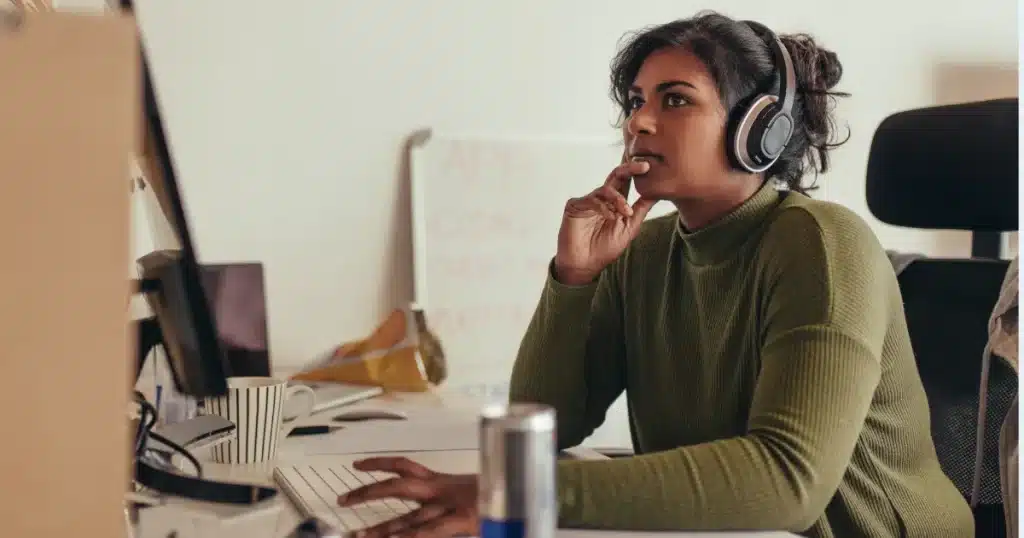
[273,463,417,532]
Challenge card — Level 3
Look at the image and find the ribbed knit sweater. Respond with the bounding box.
[508,184,974,537]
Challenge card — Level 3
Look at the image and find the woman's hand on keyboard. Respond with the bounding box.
[337,456,478,538]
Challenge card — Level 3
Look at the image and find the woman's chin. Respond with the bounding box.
[633,175,670,200]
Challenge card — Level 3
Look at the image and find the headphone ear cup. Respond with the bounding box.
[760,113,794,158]
[730,94,779,173]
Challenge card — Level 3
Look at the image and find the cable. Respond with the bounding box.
[132,390,203,478]
[128,395,278,506]
[134,391,157,458]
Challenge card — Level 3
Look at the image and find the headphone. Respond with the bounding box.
[727,22,797,174]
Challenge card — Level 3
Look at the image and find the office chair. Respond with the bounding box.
[866,97,1018,538]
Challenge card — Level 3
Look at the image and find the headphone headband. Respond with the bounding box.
[768,30,796,122]
[728,21,798,173]
[743,21,796,120]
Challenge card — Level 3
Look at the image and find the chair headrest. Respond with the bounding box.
[865,98,1018,232]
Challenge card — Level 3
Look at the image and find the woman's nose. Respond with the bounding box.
[626,105,656,136]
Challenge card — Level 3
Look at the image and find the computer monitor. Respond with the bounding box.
[128,0,230,398]
[200,263,272,377]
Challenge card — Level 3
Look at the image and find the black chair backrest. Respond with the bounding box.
[867,98,1018,232]
[866,98,1018,538]
[897,259,1015,504]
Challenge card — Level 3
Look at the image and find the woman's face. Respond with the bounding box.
[624,46,734,202]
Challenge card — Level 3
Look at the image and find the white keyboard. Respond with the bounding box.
[273,464,417,531]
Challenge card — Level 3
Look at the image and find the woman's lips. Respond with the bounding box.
[630,152,664,163]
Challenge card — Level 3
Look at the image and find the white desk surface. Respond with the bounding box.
[187,390,796,538]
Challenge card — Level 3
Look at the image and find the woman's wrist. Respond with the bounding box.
[552,263,598,287]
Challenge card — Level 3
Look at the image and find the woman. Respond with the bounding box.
[338,12,974,538]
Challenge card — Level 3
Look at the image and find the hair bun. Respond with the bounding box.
[780,34,844,91]
[816,49,843,90]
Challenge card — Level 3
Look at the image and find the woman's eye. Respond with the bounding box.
[627,96,644,112]
[665,93,688,107]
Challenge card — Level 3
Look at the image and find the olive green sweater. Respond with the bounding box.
[509,184,974,537]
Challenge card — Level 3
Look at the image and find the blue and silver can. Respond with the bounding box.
[479,402,557,538]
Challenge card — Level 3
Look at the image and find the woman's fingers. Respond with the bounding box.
[604,160,650,196]
[338,476,437,506]
[565,159,650,220]
[565,194,616,220]
[595,184,632,217]
[628,197,658,230]
[566,185,631,220]
[354,505,449,538]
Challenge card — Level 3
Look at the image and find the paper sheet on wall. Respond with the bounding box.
[408,131,676,450]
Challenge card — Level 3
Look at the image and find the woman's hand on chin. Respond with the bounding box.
[554,159,657,285]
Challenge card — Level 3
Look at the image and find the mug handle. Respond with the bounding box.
[280,384,316,437]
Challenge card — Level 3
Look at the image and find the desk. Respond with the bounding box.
[188,390,797,538]
[195,391,480,537]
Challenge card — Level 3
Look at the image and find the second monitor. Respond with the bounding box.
[200,262,272,377]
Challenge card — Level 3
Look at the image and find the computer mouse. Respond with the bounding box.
[332,408,408,422]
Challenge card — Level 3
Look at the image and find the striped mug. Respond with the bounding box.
[201,377,316,464]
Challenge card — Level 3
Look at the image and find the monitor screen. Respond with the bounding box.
[200,263,271,377]
[127,0,230,397]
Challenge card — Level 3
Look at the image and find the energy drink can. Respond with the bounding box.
[478,403,557,538]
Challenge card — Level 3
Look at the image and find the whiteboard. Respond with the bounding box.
[408,130,674,449]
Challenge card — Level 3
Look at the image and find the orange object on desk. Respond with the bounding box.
[291,305,446,393]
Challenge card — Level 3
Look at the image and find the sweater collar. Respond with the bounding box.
[675,182,783,266]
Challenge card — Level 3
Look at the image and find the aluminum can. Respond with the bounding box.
[478,402,557,538]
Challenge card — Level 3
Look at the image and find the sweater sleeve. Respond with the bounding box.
[508,260,627,449]
[554,208,892,532]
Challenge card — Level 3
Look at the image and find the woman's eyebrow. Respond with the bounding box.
[629,79,698,94]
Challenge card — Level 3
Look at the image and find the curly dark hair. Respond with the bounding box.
[610,11,850,194]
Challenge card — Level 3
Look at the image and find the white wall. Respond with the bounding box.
[127,0,1017,371]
